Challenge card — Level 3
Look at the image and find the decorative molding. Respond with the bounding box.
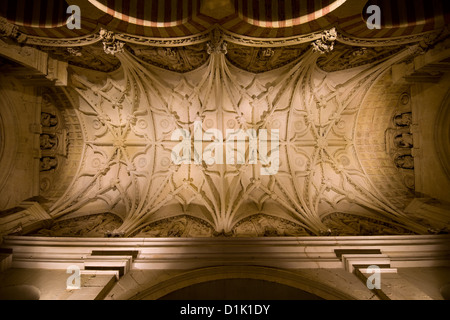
[23,31,103,48]
[116,29,211,47]
[3,234,450,270]
[2,23,444,55]
[336,28,447,48]
[221,27,324,48]
[0,24,442,78]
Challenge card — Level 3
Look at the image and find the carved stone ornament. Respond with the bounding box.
[383,91,415,190]
[312,28,337,54]
[100,29,125,56]
[39,45,120,72]
[226,42,310,73]
[66,47,82,57]
[322,212,416,236]
[207,29,227,55]
[30,213,122,237]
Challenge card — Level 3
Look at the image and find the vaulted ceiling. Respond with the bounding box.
[1,0,449,238]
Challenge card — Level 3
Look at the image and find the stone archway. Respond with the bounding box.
[434,89,450,182]
[158,278,325,300]
[126,266,361,300]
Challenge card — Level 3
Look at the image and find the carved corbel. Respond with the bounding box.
[207,29,227,55]
[99,29,125,56]
[311,27,337,54]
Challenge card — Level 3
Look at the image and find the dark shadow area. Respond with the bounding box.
[0,285,40,300]
[159,278,324,300]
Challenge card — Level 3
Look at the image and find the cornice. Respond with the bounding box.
[2,234,449,270]
[6,23,446,49]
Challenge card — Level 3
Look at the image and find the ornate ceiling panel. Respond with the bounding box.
[29,39,425,74]
[1,2,449,239]
[42,42,432,238]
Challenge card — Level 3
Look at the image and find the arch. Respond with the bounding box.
[237,0,347,28]
[354,71,414,210]
[127,266,359,300]
[88,0,196,28]
[434,89,450,181]
[0,80,19,197]
[159,278,324,300]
